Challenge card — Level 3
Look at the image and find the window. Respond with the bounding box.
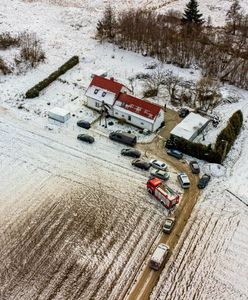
[122,115,125,118]
[95,102,100,107]
[94,89,99,94]
[141,122,144,125]
[128,116,131,121]
[102,92,106,97]
[115,112,118,115]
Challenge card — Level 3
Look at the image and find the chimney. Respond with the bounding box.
[110,77,114,81]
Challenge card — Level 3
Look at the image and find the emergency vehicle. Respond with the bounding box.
[147,178,179,209]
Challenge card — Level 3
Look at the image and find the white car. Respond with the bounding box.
[149,159,167,171]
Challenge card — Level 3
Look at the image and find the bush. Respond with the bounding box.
[0,57,12,75]
[0,32,20,50]
[26,56,79,98]
[143,88,158,98]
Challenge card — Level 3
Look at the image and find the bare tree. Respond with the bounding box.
[162,71,182,102]
[226,0,243,35]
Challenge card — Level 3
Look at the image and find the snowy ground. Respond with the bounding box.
[0,0,248,299]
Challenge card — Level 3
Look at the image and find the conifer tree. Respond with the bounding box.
[182,0,204,25]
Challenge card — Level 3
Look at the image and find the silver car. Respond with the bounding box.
[163,217,175,233]
[150,168,170,181]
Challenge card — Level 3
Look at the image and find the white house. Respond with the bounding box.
[85,75,165,132]
[85,75,130,112]
[170,112,210,141]
[113,93,164,132]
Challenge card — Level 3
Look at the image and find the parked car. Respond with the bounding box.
[177,172,190,189]
[163,217,175,233]
[131,159,150,170]
[198,174,211,189]
[121,148,141,158]
[165,139,176,149]
[150,168,170,181]
[179,108,190,118]
[189,160,200,174]
[77,120,91,129]
[150,243,170,270]
[77,134,95,143]
[150,159,167,171]
[167,149,183,159]
[109,131,137,146]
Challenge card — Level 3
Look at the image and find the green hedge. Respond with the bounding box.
[171,110,243,163]
[26,55,79,98]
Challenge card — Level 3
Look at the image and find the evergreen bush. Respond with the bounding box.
[26,56,79,98]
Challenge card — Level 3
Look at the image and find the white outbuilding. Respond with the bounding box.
[48,107,71,123]
[170,112,209,141]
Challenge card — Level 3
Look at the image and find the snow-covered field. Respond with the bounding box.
[0,0,248,299]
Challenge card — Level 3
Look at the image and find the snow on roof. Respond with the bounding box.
[115,93,161,121]
[171,112,209,141]
[86,85,116,106]
[89,75,126,95]
[48,107,70,117]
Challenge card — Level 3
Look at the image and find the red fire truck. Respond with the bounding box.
[147,178,179,209]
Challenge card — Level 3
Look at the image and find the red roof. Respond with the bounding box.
[116,93,161,120]
[90,75,126,95]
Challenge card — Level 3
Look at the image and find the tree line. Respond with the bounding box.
[96,0,248,89]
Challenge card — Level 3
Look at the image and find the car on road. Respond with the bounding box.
[77,134,95,144]
[179,108,190,118]
[189,160,200,174]
[198,174,211,189]
[167,149,183,159]
[149,159,167,171]
[131,159,150,170]
[77,120,91,129]
[163,217,175,233]
[150,243,170,270]
[121,148,141,158]
[150,168,170,181]
[178,172,190,189]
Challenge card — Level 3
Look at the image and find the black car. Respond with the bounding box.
[197,174,211,189]
[131,159,150,170]
[179,108,190,118]
[121,148,141,158]
[189,160,200,174]
[77,120,91,129]
[77,134,95,143]
[167,149,183,159]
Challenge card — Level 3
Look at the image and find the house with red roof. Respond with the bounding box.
[85,75,165,132]
[85,75,130,112]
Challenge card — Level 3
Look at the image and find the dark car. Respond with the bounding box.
[197,174,211,189]
[179,108,190,118]
[165,139,176,149]
[109,131,137,146]
[77,134,95,143]
[189,160,200,174]
[77,120,91,129]
[121,148,141,158]
[167,149,183,159]
[131,159,150,170]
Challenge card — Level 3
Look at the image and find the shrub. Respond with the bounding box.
[26,56,79,98]
[0,32,20,50]
[143,88,158,98]
[0,57,12,75]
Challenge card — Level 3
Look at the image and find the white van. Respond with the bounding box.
[150,243,169,270]
[177,172,190,189]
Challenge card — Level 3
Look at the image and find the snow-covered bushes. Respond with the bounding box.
[26,55,79,98]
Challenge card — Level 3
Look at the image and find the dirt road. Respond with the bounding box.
[125,132,200,300]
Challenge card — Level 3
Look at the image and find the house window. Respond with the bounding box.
[95,102,100,107]
[122,115,125,118]
[94,89,99,94]
[115,112,118,115]
[128,116,131,121]
[141,122,144,125]
[102,92,106,97]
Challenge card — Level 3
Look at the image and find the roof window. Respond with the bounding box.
[94,89,99,94]
[102,92,106,97]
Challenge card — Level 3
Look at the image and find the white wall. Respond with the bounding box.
[86,97,102,111]
[113,107,153,131]
[153,109,165,131]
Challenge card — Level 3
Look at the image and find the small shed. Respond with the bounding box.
[48,107,71,123]
[170,112,209,141]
